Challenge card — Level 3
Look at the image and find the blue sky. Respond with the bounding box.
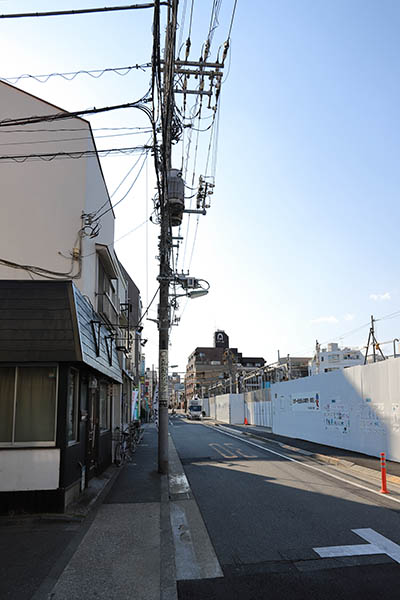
[1,1,400,371]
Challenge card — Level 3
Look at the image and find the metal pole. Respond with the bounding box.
[372,315,376,363]
[157,0,179,474]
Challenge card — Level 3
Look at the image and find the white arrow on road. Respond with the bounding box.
[314,528,400,563]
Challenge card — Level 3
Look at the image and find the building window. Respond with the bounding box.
[0,366,57,446]
[329,354,340,362]
[97,258,118,323]
[99,381,111,431]
[66,369,79,445]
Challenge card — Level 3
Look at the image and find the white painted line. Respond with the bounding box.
[314,543,382,558]
[353,528,400,563]
[169,472,191,495]
[170,502,201,580]
[205,424,400,506]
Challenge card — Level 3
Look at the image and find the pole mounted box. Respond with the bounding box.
[167,168,185,226]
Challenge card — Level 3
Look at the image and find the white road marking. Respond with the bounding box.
[314,543,382,558]
[204,424,400,506]
[314,528,400,563]
[353,528,400,563]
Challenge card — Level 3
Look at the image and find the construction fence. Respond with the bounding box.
[208,358,400,463]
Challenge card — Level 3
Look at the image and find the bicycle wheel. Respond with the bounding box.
[128,436,137,457]
[114,443,123,466]
[134,426,144,446]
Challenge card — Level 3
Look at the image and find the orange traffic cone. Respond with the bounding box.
[244,417,248,425]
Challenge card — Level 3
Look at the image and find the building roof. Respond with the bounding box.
[0,280,123,383]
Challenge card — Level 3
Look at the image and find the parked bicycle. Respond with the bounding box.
[113,420,144,466]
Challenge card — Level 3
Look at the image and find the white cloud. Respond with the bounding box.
[311,316,339,324]
[370,292,391,301]
[344,313,355,321]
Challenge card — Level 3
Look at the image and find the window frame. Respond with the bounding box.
[0,364,58,448]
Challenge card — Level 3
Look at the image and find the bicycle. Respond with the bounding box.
[129,419,144,451]
[113,421,144,466]
[113,427,135,466]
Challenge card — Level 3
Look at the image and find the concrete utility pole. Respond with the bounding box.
[155,0,224,473]
[157,0,179,474]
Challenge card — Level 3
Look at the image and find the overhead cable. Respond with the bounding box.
[0,64,152,84]
[0,95,152,128]
[0,3,168,19]
[0,145,152,163]
[0,125,153,135]
[0,131,152,147]
[94,151,150,220]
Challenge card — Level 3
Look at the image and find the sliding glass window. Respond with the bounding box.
[0,366,58,446]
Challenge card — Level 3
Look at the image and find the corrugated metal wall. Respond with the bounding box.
[244,390,272,428]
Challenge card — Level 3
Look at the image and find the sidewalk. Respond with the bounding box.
[210,420,400,485]
[42,423,175,600]
[0,420,221,600]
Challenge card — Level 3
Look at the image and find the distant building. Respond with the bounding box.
[309,342,363,376]
[185,330,265,402]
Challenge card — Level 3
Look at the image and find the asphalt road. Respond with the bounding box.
[170,416,400,600]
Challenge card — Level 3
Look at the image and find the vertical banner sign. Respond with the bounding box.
[153,384,159,427]
[160,349,169,408]
[132,390,139,421]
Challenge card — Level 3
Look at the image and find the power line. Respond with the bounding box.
[0,130,152,147]
[110,144,151,198]
[81,219,150,257]
[0,64,152,85]
[139,285,160,327]
[0,145,152,163]
[0,126,153,134]
[227,0,238,40]
[0,3,168,19]
[94,151,150,220]
[0,96,152,128]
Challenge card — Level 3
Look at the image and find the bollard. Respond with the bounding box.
[380,452,389,494]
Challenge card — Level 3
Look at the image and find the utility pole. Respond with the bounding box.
[154,0,225,473]
[157,0,179,474]
[364,315,386,364]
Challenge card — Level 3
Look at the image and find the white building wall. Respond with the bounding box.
[0,449,60,491]
[80,146,116,304]
[0,82,117,305]
[271,358,400,462]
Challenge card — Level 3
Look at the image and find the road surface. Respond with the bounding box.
[170,415,400,600]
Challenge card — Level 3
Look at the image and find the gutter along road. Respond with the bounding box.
[169,416,400,600]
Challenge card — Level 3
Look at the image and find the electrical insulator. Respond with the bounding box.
[167,169,185,227]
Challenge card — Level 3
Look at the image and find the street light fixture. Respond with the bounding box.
[187,289,208,299]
